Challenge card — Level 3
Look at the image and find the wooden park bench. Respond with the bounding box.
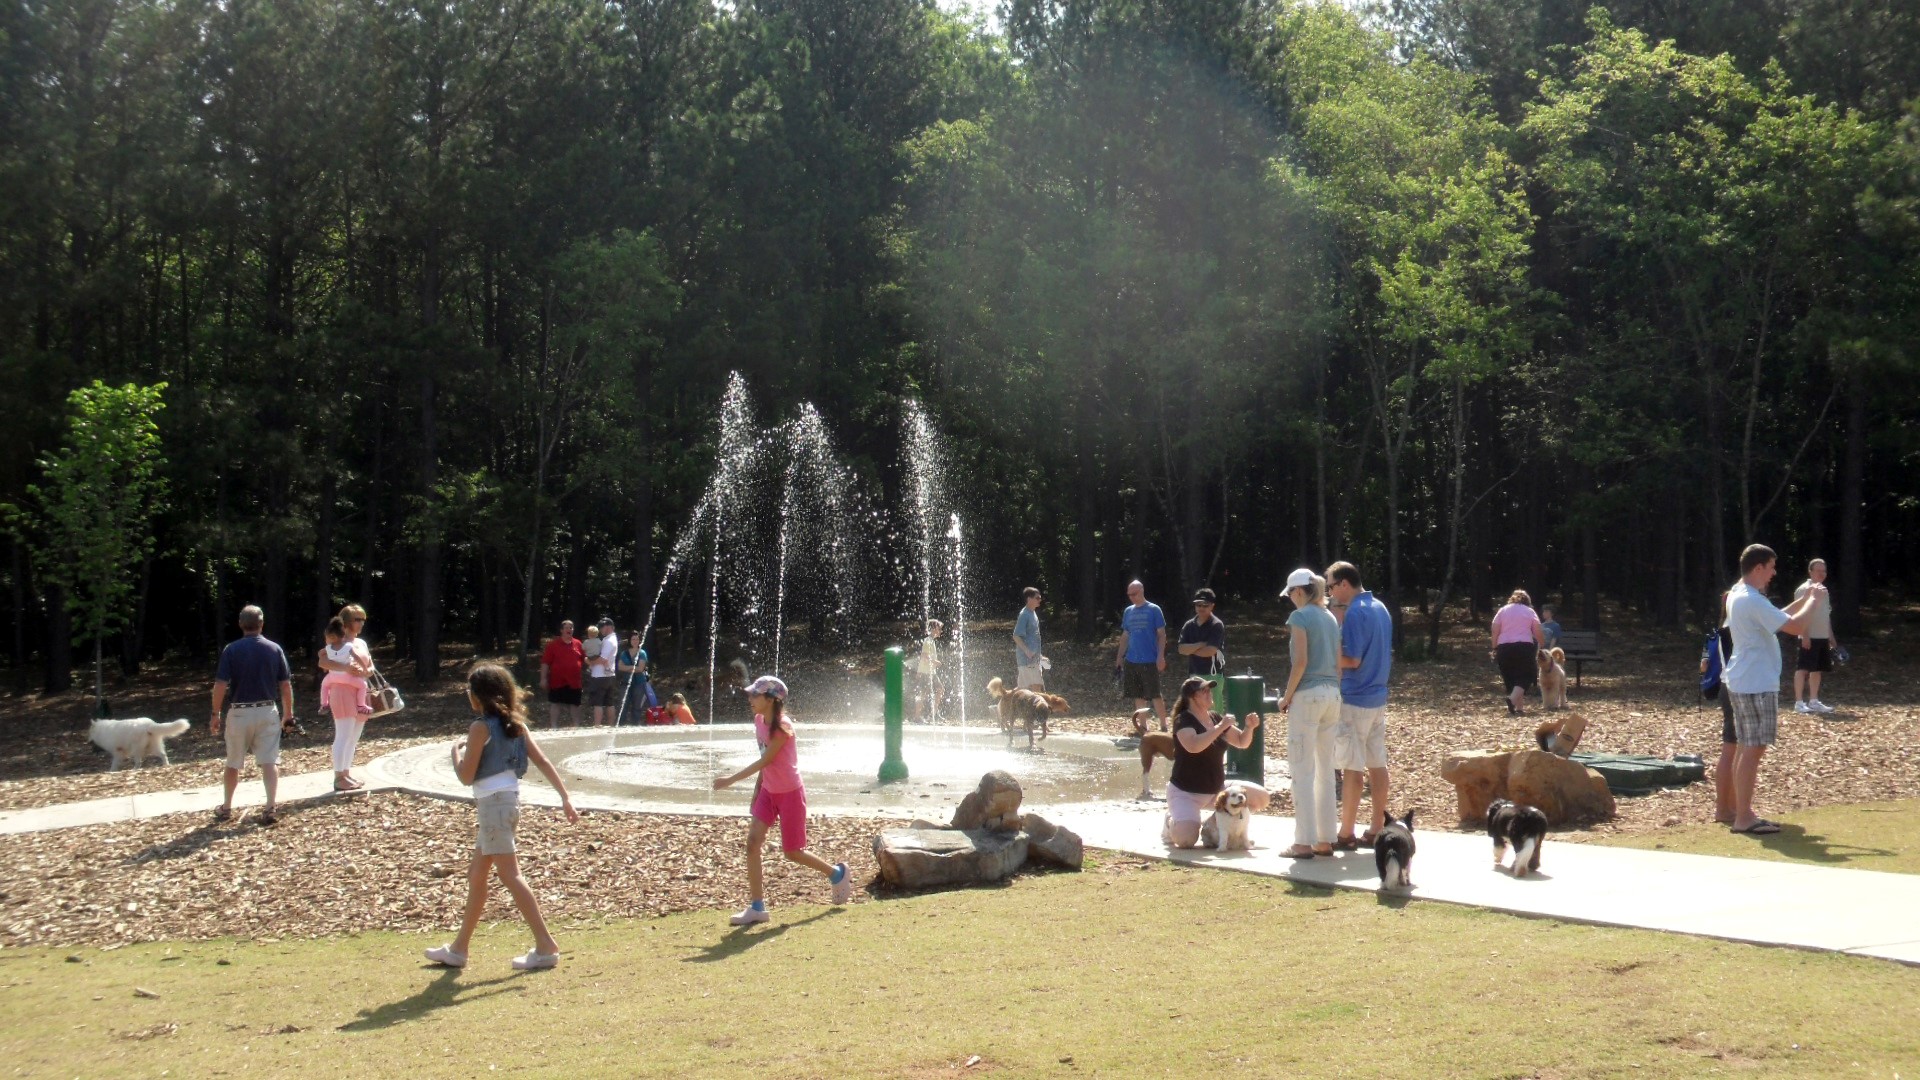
[1554,628,1603,686]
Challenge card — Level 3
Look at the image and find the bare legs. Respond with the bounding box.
[1730,744,1768,832]
[219,763,278,816]
[743,818,837,904]
[451,852,559,958]
[1714,742,1738,824]
[1338,767,1390,841]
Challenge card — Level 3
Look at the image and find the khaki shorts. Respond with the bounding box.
[583,674,618,708]
[223,704,282,769]
[1334,703,1389,771]
[476,790,521,855]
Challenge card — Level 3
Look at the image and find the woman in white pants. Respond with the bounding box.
[1279,569,1343,858]
[318,604,376,791]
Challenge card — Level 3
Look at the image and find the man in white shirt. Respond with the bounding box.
[586,616,622,726]
[1722,544,1825,835]
[1791,558,1841,714]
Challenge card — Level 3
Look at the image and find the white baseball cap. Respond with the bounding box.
[745,675,788,700]
[1285,568,1316,591]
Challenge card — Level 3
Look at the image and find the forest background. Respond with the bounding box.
[4,0,1919,690]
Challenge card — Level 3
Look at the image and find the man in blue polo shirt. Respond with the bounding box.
[1327,562,1393,847]
[211,605,295,825]
[1113,580,1167,730]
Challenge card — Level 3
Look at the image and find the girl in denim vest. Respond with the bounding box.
[713,675,854,924]
[426,663,579,970]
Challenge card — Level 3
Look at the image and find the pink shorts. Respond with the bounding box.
[750,784,808,852]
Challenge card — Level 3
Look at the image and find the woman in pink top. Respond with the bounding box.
[713,675,854,925]
[1489,590,1548,715]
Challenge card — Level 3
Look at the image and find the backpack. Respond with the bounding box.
[1701,628,1732,699]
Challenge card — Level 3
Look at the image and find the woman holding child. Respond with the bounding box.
[318,604,376,791]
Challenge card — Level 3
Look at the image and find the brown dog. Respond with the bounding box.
[986,677,1069,749]
[1131,708,1178,799]
[1538,647,1568,710]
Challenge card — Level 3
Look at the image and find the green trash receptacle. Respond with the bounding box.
[1221,675,1267,786]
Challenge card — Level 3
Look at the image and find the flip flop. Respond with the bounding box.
[1282,847,1317,859]
[1731,820,1780,834]
[211,806,232,822]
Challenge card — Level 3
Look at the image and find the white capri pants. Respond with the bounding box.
[1287,685,1342,848]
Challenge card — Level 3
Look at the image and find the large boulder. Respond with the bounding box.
[1507,749,1616,825]
[950,770,1024,832]
[872,827,1030,888]
[1020,813,1084,870]
[1441,749,1515,824]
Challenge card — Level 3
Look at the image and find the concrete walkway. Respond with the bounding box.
[1047,804,1920,966]
[6,757,1919,967]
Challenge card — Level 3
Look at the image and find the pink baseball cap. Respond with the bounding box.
[745,675,788,700]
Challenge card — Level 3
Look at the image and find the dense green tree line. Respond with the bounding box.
[3,0,1918,690]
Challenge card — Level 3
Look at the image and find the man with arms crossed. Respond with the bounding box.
[540,619,586,728]
[210,605,295,825]
[1328,563,1393,848]
[1792,559,1840,715]
[1724,544,1825,835]
[1014,587,1045,691]
[1177,588,1227,676]
[1114,580,1168,731]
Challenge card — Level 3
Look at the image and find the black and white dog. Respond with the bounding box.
[1486,798,1549,878]
[1374,809,1416,891]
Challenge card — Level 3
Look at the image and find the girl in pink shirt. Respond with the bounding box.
[713,675,854,925]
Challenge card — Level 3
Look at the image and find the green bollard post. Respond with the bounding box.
[879,646,909,783]
[1222,674,1267,786]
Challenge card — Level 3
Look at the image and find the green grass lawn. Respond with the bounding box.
[4,857,1917,1078]
[1596,798,1920,875]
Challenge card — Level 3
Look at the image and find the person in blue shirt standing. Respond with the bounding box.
[210,605,295,826]
[1327,562,1394,849]
[1013,586,1045,691]
[1113,580,1168,731]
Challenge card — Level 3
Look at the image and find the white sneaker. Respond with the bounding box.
[423,945,467,968]
[729,905,769,926]
[510,950,559,971]
[1793,700,1812,714]
[830,863,853,905]
[1811,699,1835,714]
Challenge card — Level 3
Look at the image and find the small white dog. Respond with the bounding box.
[1199,785,1253,852]
[89,717,190,770]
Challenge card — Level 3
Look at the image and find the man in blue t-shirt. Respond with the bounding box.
[1327,562,1394,847]
[1723,543,1824,835]
[1013,587,1045,691]
[210,605,295,825]
[1112,580,1168,730]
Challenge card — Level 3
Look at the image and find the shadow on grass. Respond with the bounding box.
[1750,823,1894,865]
[338,968,524,1032]
[682,909,840,963]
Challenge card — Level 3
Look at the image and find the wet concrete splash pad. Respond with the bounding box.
[376,725,1152,817]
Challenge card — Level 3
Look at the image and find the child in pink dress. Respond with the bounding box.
[713,676,854,924]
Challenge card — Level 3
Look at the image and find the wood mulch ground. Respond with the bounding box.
[3,600,1917,947]
[0,791,889,949]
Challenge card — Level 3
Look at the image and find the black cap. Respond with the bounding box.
[1192,588,1216,605]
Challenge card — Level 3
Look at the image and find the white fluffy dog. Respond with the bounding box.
[89,717,190,770]
[1199,785,1253,852]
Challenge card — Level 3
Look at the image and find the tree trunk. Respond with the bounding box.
[121,554,152,677]
[1581,519,1600,630]
[1835,377,1867,637]
[45,583,72,694]
[313,468,337,637]
[415,371,442,682]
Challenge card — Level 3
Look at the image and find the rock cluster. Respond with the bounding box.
[872,770,1084,889]
[1440,747,1615,826]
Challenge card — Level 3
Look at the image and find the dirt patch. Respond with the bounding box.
[0,790,891,948]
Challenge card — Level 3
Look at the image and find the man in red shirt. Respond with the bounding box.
[540,619,587,728]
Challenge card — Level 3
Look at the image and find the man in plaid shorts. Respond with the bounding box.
[1722,544,1826,835]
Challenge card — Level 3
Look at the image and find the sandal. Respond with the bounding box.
[1356,831,1381,848]
[1312,846,1335,857]
[212,806,232,822]
[1282,846,1317,859]
[334,778,363,792]
[1332,836,1359,852]
[256,810,278,827]
[1731,820,1780,835]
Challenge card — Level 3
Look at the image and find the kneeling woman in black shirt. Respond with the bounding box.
[1164,676,1261,848]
